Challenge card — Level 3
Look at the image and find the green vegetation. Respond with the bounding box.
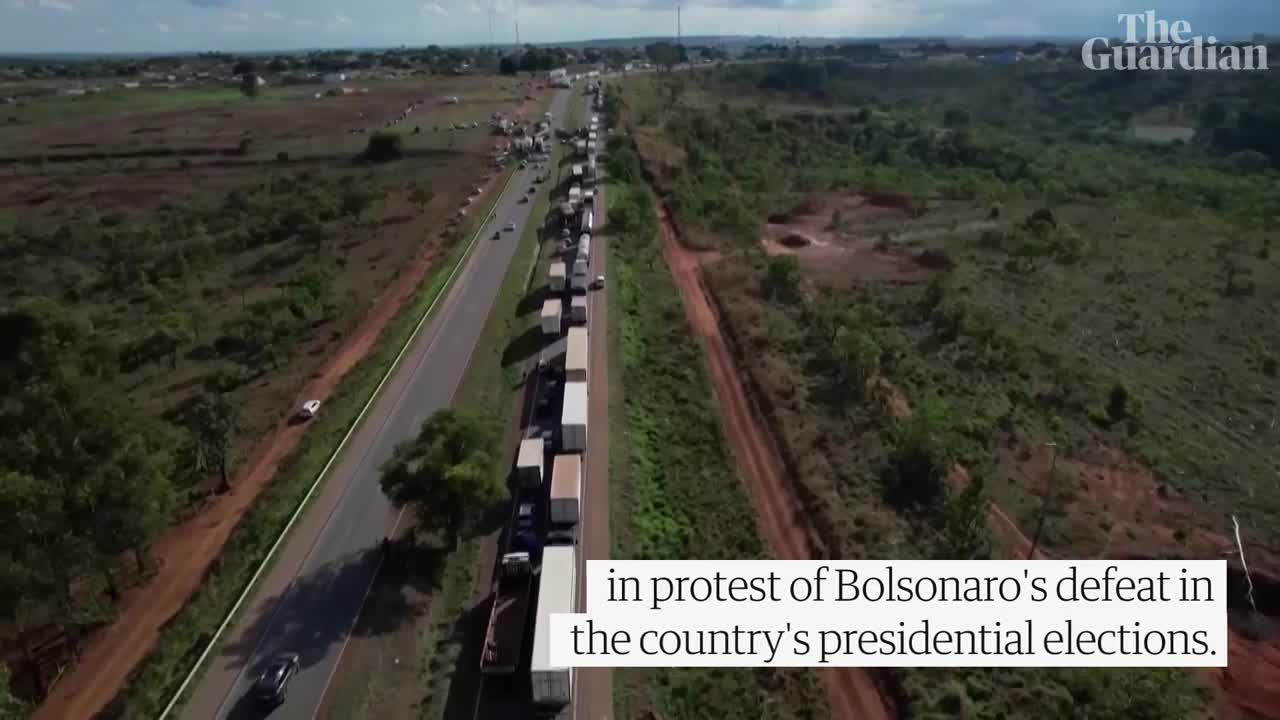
[607,182,825,720]
[615,59,1265,717]
[364,132,405,162]
[380,409,502,549]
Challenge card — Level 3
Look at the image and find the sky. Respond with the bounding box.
[0,0,1277,55]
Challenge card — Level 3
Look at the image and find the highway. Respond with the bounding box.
[179,87,573,720]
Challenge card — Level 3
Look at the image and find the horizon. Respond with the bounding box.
[1,1,1277,56]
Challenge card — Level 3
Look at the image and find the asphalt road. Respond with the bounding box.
[180,87,573,720]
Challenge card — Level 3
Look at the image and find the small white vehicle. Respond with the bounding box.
[298,399,321,419]
[590,275,605,290]
[505,222,516,232]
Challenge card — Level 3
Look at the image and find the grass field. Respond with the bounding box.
[605,182,827,720]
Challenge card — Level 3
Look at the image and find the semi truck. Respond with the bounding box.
[531,545,577,708]
[515,437,544,489]
[548,454,581,544]
[561,382,588,452]
[480,550,533,675]
[578,233,591,261]
[571,259,588,292]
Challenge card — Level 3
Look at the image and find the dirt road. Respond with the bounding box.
[655,203,895,720]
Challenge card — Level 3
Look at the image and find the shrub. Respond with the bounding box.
[364,132,404,162]
[237,138,253,156]
[276,151,290,163]
[1106,383,1130,422]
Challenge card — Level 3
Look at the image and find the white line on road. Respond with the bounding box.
[157,166,520,720]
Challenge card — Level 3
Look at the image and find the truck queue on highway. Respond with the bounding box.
[477,82,607,717]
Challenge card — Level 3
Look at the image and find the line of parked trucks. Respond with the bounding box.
[480,86,605,717]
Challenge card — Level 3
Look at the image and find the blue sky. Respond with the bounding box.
[0,1,1276,54]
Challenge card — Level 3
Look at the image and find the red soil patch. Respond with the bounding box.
[997,438,1280,720]
[761,192,927,285]
[657,202,895,720]
[29,170,507,720]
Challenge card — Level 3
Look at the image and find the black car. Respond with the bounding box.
[252,653,300,707]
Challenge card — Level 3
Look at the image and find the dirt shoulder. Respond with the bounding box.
[654,201,895,720]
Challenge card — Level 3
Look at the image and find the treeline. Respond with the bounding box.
[720,59,1280,168]
[645,90,1279,243]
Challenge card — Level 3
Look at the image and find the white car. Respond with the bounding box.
[590,274,605,290]
[505,222,516,232]
[298,399,321,419]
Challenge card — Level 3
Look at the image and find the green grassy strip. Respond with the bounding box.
[112,167,515,720]
[606,182,825,720]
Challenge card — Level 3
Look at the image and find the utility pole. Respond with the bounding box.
[1027,441,1058,559]
[515,19,520,46]
[677,3,682,46]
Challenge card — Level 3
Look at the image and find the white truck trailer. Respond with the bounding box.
[569,295,588,325]
[540,298,562,336]
[515,438,544,489]
[547,454,581,544]
[578,233,591,262]
[566,327,588,379]
[549,261,566,292]
[531,545,576,708]
[571,259,588,292]
[560,381,588,452]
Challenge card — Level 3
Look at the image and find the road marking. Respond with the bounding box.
[158,160,522,720]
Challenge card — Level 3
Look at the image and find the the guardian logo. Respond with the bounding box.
[1082,11,1268,71]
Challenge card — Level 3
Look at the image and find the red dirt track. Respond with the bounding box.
[655,202,895,720]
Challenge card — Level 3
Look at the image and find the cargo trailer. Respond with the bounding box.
[540,298,562,336]
[578,234,591,262]
[548,455,581,544]
[531,546,576,708]
[515,438,544,489]
[549,261,566,291]
[480,551,533,675]
[570,270,589,292]
[566,327,588,379]
[560,382,588,452]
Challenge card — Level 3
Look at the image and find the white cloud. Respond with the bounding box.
[264,10,285,20]
[491,0,515,16]
[37,0,74,11]
[291,16,315,27]
[229,10,248,21]
[333,12,351,24]
[464,0,481,12]
[422,2,447,16]
[10,0,29,10]
[155,21,171,32]
[95,25,109,34]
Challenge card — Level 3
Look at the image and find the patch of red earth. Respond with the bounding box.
[27,170,508,720]
[997,438,1280,720]
[658,202,896,720]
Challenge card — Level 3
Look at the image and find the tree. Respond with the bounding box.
[364,132,403,162]
[380,409,501,548]
[240,72,259,99]
[232,59,256,76]
[930,474,991,559]
[761,255,802,303]
[408,184,435,213]
[885,398,954,510]
[499,56,518,75]
[943,108,971,129]
[646,41,682,71]
[187,391,239,492]
[836,328,880,398]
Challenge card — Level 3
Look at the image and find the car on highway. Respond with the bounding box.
[590,274,605,290]
[505,222,516,232]
[519,195,529,203]
[252,653,300,707]
[298,399,321,420]
[517,502,536,532]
